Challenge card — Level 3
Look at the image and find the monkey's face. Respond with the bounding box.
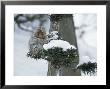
[35,29,45,39]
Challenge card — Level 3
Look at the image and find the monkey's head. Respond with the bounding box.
[34,28,45,39]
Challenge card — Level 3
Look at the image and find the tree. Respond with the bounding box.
[47,14,81,76]
[17,14,96,76]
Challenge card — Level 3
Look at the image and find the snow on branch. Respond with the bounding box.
[43,40,76,51]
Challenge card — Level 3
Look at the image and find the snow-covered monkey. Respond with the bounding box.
[28,27,48,57]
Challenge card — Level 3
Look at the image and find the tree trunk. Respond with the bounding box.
[47,14,81,76]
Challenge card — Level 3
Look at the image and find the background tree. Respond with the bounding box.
[48,14,81,76]
[14,14,49,32]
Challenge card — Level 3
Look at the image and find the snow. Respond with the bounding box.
[14,14,97,76]
[51,31,58,34]
[43,40,76,51]
[74,14,97,59]
[77,56,96,67]
[74,14,97,76]
[14,23,48,76]
[48,31,59,41]
[76,56,97,76]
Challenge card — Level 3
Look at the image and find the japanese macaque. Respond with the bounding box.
[28,27,48,56]
[34,28,46,39]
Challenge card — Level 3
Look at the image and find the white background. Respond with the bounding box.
[5,5,106,85]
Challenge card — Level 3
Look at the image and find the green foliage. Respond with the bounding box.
[27,47,78,69]
[43,47,78,69]
[27,47,97,74]
[77,62,97,75]
[27,50,43,59]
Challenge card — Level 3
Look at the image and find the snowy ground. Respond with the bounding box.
[14,14,97,76]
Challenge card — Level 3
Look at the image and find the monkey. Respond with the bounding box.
[28,27,48,57]
[34,28,46,39]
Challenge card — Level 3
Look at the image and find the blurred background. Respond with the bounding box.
[14,14,97,76]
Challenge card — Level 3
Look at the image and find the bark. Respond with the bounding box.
[48,14,81,76]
